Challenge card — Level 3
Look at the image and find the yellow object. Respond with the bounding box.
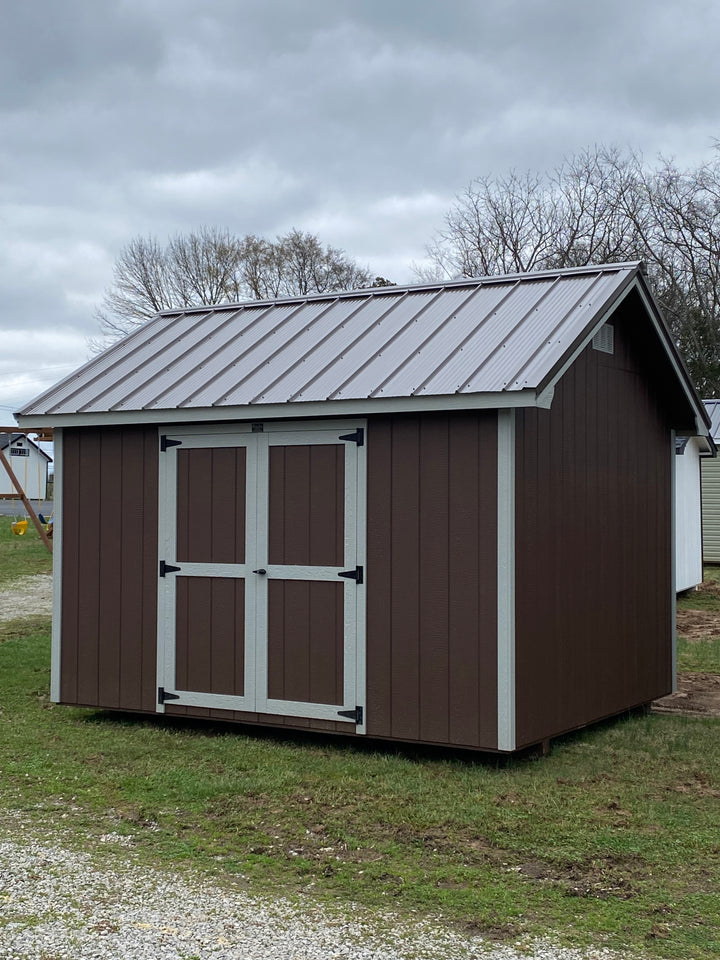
[11,519,28,536]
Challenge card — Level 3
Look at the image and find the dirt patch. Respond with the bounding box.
[676,608,720,641]
[514,853,644,900]
[0,574,52,622]
[653,673,720,717]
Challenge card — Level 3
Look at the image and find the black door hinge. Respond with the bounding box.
[338,427,364,446]
[160,436,182,452]
[158,687,180,704]
[338,705,363,725]
[338,565,363,584]
[159,560,181,577]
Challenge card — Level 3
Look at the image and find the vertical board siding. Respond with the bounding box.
[515,303,673,748]
[60,426,158,711]
[366,412,498,749]
[176,447,246,563]
[266,580,344,704]
[268,445,344,566]
[175,577,245,696]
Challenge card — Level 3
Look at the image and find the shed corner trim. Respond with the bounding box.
[497,408,516,751]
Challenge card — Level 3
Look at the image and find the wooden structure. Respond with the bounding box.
[0,428,53,551]
[16,263,711,752]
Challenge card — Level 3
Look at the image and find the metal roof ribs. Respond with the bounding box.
[249,296,373,403]
[247,297,348,403]
[286,292,411,402]
[410,280,520,396]
[209,300,330,406]
[91,310,231,412]
[327,289,448,400]
[36,312,193,414]
[458,276,564,392]
[109,307,249,411]
[174,302,286,408]
[367,285,482,398]
[504,271,610,390]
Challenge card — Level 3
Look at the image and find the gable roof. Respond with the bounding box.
[16,261,710,435]
[0,432,52,462]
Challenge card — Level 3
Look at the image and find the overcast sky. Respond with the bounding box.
[2,0,719,420]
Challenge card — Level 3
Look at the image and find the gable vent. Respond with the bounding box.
[592,323,614,354]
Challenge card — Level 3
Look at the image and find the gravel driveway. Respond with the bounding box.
[0,577,623,959]
[0,822,621,960]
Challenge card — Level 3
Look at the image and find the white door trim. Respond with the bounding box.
[156,421,366,731]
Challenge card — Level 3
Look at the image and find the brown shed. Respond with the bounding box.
[17,262,711,752]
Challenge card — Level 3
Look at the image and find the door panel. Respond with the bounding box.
[267,580,344,704]
[268,445,344,566]
[176,577,246,696]
[177,447,247,563]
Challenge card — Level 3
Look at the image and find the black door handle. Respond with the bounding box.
[252,568,267,575]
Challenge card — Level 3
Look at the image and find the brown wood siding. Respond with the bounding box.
[514,306,673,748]
[268,445,344,566]
[266,580,344,704]
[175,576,245,695]
[365,412,498,749]
[176,447,246,563]
[60,425,159,712]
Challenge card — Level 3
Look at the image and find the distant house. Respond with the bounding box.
[17,261,713,753]
[0,433,51,500]
[702,401,720,563]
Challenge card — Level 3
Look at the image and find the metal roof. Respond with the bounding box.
[704,400,720,439]
[15,261,704,429]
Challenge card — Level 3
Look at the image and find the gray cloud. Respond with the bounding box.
[2,0,719,413]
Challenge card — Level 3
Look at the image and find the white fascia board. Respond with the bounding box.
[16,389,548,431]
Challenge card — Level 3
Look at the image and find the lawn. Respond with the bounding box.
[1,532,719,958]
[0,514,53,581]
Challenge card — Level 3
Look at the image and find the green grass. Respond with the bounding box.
[1,537,719,956]
[0,515,53,582]
[1,620,720,958]
[677,636,720,672]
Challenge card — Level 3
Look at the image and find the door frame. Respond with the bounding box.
[155,419,367,732]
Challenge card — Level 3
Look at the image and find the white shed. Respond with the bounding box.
[0,433,52,501]
[676,436,711,591]
[701,401,720,563]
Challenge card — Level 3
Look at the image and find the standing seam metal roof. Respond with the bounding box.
[19,262,669,418]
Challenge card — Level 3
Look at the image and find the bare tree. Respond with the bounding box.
[426,145,720,395]
[94,228,375,349]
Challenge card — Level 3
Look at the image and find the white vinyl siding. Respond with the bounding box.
[702,455,720,563]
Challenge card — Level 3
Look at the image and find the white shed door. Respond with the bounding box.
[156,422,366,729]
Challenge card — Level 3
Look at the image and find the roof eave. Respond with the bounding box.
[15,387,553,431]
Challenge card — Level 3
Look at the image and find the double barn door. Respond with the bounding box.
[156,421,366,730]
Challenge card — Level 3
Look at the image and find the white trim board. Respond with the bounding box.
[16,388,552,431]
[496,409,516,752]
[50,429,63,703]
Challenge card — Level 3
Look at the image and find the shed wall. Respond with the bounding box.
[365,412,498,749]
[60,426,159,711]
[702,455,720,563]
[514,307,673,749]
[58,413,499,749]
